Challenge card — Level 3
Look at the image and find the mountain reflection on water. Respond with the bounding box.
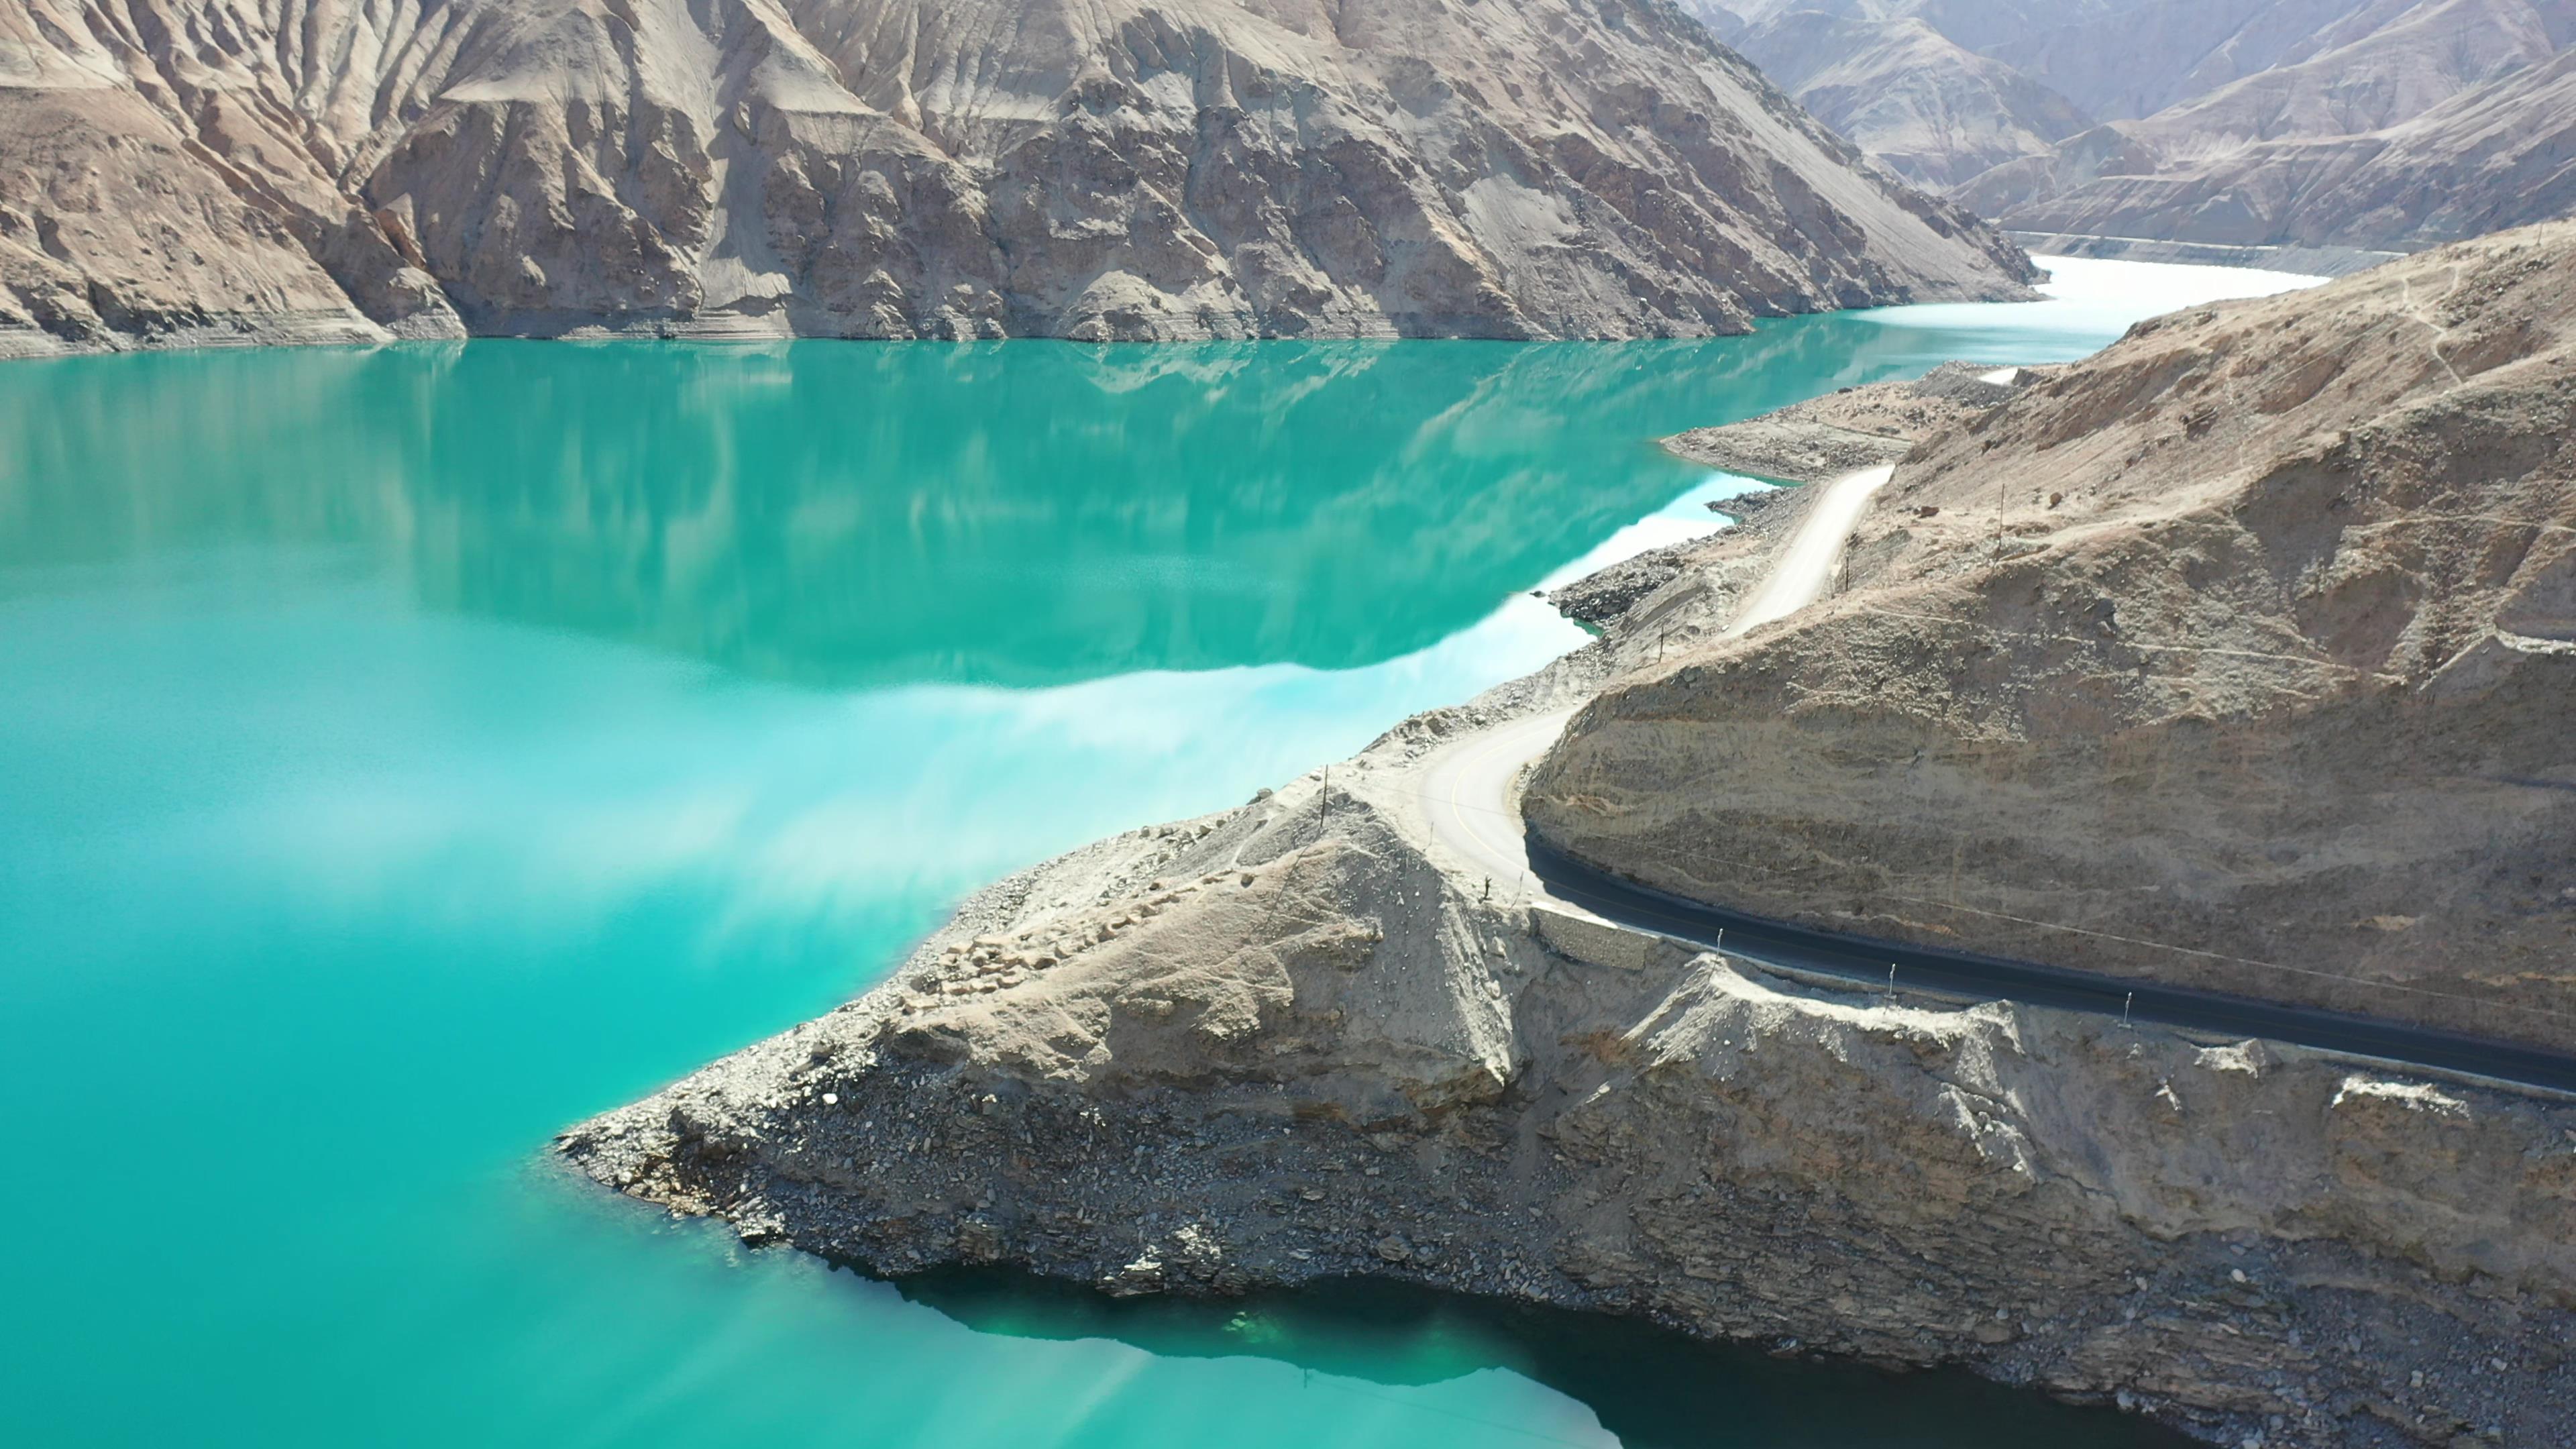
[5,315,2041,688]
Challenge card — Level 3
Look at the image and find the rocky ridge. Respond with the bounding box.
[1695,0,2576,252]
[1966,44,2576,252]
[0,0,2039,357]
[563,231,2576,1448]
[1727,11,2095,189]
[1658,358,2047,481]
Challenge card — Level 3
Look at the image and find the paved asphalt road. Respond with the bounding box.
[1526,835,2576,1094]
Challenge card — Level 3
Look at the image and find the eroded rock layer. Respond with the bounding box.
[0,0,2038,356]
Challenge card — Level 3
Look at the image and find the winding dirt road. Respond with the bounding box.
[1399,462,2576,1091]
[1419,463,1892,892]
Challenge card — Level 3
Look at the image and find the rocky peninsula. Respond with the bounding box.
[561,225,2576,1448]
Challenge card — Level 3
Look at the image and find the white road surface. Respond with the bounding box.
[1415,462,1895,890]
[1719,463,1894,637]
[1421,706,1579,896]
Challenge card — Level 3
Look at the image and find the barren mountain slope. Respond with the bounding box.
[2114,0,2568,146]
[1688,0,2129,56]
[1982,0,2571,122]
[1730,12,2094,188]
[1966,0,2576,246]
[1527,222,2576,1051]
[1968,46,2576,248]
[0,0,2039,356]
[1714,0,2569,125]
[1708,0,2576,249]
[1690,0,2332,122]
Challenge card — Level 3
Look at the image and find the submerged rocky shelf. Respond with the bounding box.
[560,223,2576,1449]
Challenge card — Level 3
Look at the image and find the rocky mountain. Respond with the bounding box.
[1729,12,2094,188]
[1528,221,2576,1051]
[1966,42,2576,248]
[0,0,2039,358]
[1703,0,2576,250]
[1686,0,2129,58]
[1980,0,2575,123]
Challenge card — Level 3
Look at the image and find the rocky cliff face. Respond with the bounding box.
[1528,223,2576,1053]
[0,0,2038,357]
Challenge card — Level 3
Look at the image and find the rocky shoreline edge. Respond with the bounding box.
[555,356,2576,1449]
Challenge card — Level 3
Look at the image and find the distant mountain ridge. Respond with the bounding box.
[1724,11,2095,188]
[0,0,2037,358]
[1693,0,2576,250]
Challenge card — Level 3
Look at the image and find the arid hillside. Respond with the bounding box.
[1728,12,2094,188]
[1528,223,2576,1049]
[1966,46,2576,250]
[0,0,2037,356]
[1704,0,2576,250]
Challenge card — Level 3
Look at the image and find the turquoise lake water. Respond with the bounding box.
[0,260,2315,1447]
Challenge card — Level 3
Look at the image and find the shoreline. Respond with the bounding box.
[556,631,2576,1448]
[0,282,2037,364]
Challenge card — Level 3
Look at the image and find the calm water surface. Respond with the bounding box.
[0,260,2310,1447]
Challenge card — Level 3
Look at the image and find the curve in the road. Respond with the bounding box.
[1415,462,2576,1093]
[1521,836,2576,1095]
[1723,463,1893,637]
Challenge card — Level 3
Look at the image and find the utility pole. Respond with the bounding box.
[1886,963,1897,998]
